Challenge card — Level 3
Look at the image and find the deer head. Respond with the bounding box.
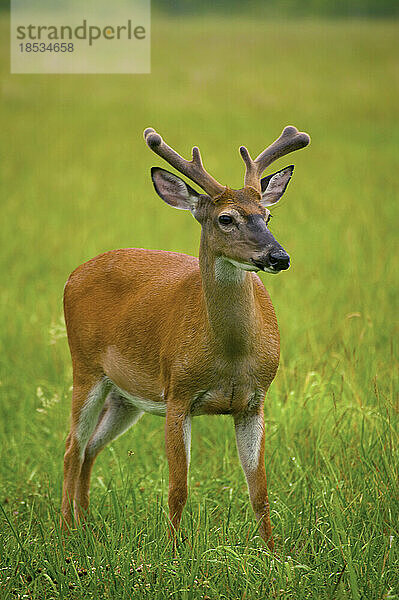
[144,126,310,274]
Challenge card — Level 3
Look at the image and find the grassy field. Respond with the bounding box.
[1,14,398,600]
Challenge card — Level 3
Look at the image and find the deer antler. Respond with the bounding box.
[240,126,311,192]
[144,128,225,198]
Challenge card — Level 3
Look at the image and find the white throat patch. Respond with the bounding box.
[214,257,253,283]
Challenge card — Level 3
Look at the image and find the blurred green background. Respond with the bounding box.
[1,4,398,599]
[3,0,399,16]
[156,0,399,16]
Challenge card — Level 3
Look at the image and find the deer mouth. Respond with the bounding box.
[251,258,287,274]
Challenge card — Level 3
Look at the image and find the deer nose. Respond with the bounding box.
[268,249,290,271]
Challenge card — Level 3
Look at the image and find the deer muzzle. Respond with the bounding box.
[251,242,290,273]
[246,216,290,273]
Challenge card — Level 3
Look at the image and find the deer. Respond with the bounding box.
[61,125,310,550]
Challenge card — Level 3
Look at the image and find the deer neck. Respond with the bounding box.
[199,235,258,356]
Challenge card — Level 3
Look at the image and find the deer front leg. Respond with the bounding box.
[165,407,191,536]
[234,409,274,550]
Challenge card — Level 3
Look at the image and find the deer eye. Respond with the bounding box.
[218,214,233,226]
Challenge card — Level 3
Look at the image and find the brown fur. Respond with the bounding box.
[61,246,278,549]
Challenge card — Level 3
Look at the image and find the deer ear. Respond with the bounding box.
[260,165,294,207]
[151,167,200,211]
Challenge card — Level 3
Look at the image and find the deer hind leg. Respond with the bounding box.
[75,389,143,519]
[234,408,274,550]
[61,375,111,528]
[165,407,191,536]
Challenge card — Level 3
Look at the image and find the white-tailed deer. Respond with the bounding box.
[61,125,310,549]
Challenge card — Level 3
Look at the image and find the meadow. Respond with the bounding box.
[1,14,398,600]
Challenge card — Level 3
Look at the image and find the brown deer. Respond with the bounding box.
[61,125,310,549]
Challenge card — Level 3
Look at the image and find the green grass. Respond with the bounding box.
[1,14,398,600]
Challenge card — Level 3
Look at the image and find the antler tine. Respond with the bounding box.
[241,126,311,191]
[144,128,225,197]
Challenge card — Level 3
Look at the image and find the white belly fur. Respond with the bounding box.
[109,379,263,418]
[112,382,167,416]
